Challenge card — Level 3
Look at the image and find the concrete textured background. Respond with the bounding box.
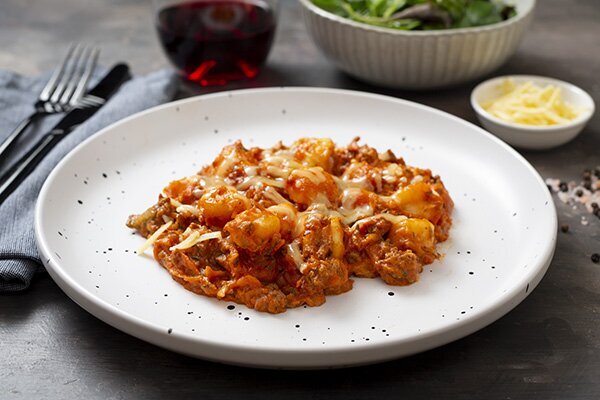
[1,0,599,399]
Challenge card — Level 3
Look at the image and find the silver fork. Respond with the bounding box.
[0,44,101,162]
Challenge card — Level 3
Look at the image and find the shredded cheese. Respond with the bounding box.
[176,204,200,215]
[137,220,173,255]
[244,165,258,177]
[286,242,306,273]
[382,163,402,184]
[169,198,199,215]
[483,79,581,126]
[410,175,423,184]
[170,231,222,251]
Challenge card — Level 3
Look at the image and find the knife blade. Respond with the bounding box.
[0,63,131,205]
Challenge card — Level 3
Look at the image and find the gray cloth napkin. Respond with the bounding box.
[0,67,177,292]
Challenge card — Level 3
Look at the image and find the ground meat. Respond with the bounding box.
[126,197,174,237]
[366,242,422,285]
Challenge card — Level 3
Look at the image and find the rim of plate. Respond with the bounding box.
[35,87,557,365]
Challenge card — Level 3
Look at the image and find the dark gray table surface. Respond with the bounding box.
[2,0,599,399]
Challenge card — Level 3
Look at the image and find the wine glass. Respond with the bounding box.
[153,0,279,86]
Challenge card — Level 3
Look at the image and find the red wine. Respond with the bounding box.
[156,0,276,86]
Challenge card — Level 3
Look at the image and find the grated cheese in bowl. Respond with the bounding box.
[482,79,582,126]
[471,75,595,149]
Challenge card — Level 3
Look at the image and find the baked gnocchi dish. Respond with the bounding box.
[127,137,453,313]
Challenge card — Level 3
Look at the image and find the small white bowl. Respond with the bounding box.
[471,75,595,150]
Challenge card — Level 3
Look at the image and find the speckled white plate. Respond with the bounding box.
[35,88,556,369]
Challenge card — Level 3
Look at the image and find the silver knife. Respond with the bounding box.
[0,63,131,204]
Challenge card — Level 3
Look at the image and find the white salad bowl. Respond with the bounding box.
[471,75,596,150]
[300,0,536,90]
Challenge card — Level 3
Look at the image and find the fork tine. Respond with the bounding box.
[83,94,105,105]
[49,43,83,105]
[59,46,92,106]
[39,43,77,102]
[69,47,100,107]
[77,96,105,108]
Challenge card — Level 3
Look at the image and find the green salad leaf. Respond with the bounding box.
[311,0,516,30]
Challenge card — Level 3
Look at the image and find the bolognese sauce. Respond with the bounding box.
[127,137,453,313]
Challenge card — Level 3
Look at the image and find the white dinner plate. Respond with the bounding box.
[35,88,556,369]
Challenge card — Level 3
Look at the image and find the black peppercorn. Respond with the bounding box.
[592,202,599,210]
[560,224,569,233]
[584,181,592,190]
[559,182,568,192]
[575,189,583,197]
[592,253,600,263]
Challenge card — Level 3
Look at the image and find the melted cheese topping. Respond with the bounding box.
[338,188,374,224]
[340,188,363,209]
[333,175,370,191]
[263,151,302,169]
[200,176,228,189]
[216,151,241,177]
[292,167,327,184]
[263,186,292,205]
[351,213,408,229]
[330,217,344,259]
[237,176,285,190]
[267,203,297,220]
[483,79,582,126]
[186,140,432,240]
[339,205,374,225]
[266,165,290,178]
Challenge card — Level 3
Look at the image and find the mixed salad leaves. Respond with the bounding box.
[311,0,517,30]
